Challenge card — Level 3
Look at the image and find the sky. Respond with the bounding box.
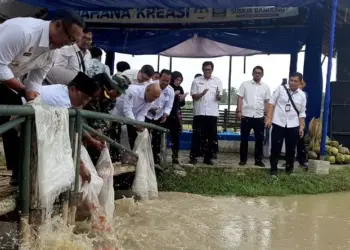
[105,51,337,101]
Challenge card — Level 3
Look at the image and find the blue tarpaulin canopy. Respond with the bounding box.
[19,0,323,11]
[17,0,329,134]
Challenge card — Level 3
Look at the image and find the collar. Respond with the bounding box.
[73,43,81,52]
[201,75,213,80]
[140,87,147,100]
[39,21,51,48]
[285,84,299,93]
[251,79,262,85]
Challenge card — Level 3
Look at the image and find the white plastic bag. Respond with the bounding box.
[96,147,115,222]
[30,97,75,212]
[80,146,103,208]
[120,124,130,163]
[132,129,158,200]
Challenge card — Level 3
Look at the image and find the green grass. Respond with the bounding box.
[158,167,350,197]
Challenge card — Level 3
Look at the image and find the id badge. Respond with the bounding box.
[285,103,291,112]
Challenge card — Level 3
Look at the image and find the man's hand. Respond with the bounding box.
[299,127,304,138]
[25,90,40,101]
[136,126,145,132]
[160,114,167,123]
[236,111,243,121]
[216,87,221,101]
[80,161,91,183]
[202,89,209,96]
[89,138,105,151]
[265,116,272,128]
[179,93,188,101]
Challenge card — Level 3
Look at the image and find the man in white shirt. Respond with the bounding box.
[145,69,174,164]
[189,61,223,165]
[52,27,93,74]
[122,65,155,85]
[265,72,307,178]
[111,83,161,150]
[237,66,271,167]
[0,9,85,185]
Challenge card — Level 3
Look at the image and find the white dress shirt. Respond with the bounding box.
[122,69,150,85]
[54,43,92,73]
[38,84,72,108]
[237,80,271,118]
[0,17,58,91]
[111,84,154,122]
[190,75,223,117]
[44,67,77,85]
[269,85,307,128]
[146,85,175,120]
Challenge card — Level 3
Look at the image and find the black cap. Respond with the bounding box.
[71,72,100,97]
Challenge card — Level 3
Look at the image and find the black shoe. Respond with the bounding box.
[189,159,197,165]
[213,154,218,159]
[239,161,246,166]
[172,158,180,165]
[255,161,266,168]
[203,159,214,165]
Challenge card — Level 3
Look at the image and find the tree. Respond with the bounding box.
[220,87,238,105]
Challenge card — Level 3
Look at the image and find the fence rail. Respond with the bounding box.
[181,108,241,131]
[0,104,168,247]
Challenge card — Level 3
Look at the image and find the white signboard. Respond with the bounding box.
[79,7,299,24]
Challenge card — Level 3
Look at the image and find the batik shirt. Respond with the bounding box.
[86,58,111,78]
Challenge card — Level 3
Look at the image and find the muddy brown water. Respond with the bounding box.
[1,192,350,249]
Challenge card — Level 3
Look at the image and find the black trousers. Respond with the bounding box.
[108,122,138,162]
[296,131,307,165]
[270,124,299,175]
[240,117,264,163]
[0,84,23,181]
[145,117,166,163]
[190,115,217,161]
[166,117,181,159]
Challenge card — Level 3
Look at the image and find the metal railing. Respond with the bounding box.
[0,104,168,245]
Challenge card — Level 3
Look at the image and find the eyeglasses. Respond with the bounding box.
[62,22,77,44]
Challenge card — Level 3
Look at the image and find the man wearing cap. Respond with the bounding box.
[37,72,101,183]
[84,73,130,164]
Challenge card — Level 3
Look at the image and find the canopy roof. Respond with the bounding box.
[18,0,323,11]
[160,36,261,58]
[12,0,333,57]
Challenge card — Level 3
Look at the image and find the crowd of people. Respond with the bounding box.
[0,9,225,189]
[0,8,308,189]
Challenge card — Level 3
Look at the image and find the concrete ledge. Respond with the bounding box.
[308,160,330,175]
[218,140,255,154]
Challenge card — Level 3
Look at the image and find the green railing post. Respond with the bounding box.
[19,117,32,248]
[160,131,167,169]
[69,110,83,224]
[63,117,76,224]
